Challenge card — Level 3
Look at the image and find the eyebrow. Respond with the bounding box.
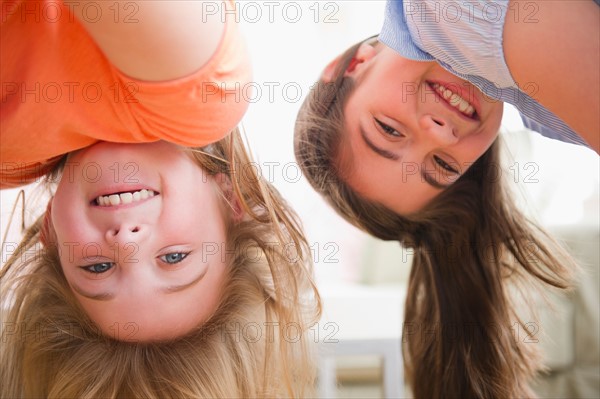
[360,128,400,160]
[71,268,209,301]
[164,268,208,294]
[71,284,114,301]
[421,172,451,190]
[359,128,452,190]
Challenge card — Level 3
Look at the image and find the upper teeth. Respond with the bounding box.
[96,189,155,206]
[431,83,475,117]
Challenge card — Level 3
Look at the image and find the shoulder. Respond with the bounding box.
[503,0,599,151]
[73,0,228,82]
[110,12,252,147]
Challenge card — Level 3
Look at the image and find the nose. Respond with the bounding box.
[419,114,459,148]
[105,222,148,246]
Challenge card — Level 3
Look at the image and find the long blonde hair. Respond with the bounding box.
[294,39,574,398]
[1,129,321,398]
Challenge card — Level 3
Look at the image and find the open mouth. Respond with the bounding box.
[429,82,478,120]
[94,189,158,207]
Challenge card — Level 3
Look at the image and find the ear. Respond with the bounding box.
[321,42,377,82]
[214,173,244,222]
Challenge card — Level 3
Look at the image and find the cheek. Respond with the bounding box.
[459,129,499,169]
[52,178,85,239]
[51,203,92,245]
[50,201,101,278]
[50,198,74,244]
[186,184,228,234]
[486,102,504,136]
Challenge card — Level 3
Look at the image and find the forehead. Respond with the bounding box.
[73,261,228,342]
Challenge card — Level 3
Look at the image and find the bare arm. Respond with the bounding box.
[73,0,226,82]
[503,0,599,152]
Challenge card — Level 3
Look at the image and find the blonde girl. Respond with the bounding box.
[2,0,320,396]
[2,132,321,397]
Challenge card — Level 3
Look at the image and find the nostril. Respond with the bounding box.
[131,227,139,233]
[433,118,444,126]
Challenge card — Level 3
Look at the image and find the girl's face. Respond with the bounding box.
[333,44,503,214]
[52,141,229,342]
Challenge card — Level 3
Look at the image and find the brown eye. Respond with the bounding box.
[375,118,402,137]
[433,155,459,174]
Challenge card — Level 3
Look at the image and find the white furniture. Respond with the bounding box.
[317,283,406,398]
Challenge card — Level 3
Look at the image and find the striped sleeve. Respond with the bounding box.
[379,0,589,148]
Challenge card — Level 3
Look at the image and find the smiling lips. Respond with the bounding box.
[96,189,157,207]
[430,82,476,118]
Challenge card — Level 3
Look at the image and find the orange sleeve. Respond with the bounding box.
[107,1,253,147]
[1,0,252,188]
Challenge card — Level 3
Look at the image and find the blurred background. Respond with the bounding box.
[2,1,598,397]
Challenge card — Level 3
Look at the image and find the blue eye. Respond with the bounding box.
[159,252,190,264]
[82,262,113,274]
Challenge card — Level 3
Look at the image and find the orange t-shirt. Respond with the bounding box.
[1,0,252,188]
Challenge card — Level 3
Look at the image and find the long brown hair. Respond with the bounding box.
[1,129,321,398]
[294,38,574,398]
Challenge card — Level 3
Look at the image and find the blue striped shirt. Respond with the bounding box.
[379,0,593,147]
